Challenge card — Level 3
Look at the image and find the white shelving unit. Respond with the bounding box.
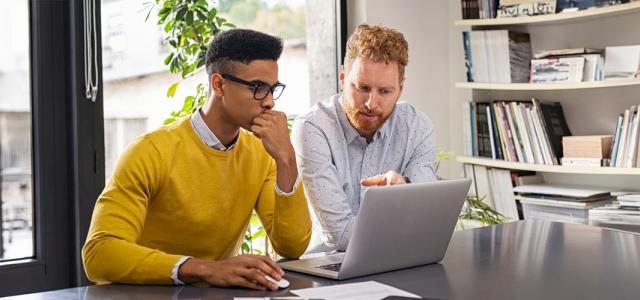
[455,79,640,91]
[455,1,640,26]
[455,2,640,176]
[457,156,640,175]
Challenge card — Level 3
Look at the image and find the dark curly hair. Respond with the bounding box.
[205,29,283,77]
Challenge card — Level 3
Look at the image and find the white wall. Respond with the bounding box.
[350,1,640,188]
[346,0,458,178]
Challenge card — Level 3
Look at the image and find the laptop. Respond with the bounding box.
[279,178,471,280]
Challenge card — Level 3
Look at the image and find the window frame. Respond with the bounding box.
[0,0,104,295]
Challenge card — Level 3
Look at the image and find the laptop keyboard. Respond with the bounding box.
[317,263,342,272]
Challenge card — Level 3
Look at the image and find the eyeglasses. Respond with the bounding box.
[221,73,286,101]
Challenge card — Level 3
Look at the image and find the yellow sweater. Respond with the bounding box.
[82,117,311,285]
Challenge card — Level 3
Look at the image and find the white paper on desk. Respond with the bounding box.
[291,281,420,300]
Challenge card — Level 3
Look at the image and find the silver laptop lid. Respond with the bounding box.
[337,178,471,279]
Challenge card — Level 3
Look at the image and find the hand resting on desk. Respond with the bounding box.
[177,254,284,291]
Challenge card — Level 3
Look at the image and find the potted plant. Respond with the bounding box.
[435,151,505,229]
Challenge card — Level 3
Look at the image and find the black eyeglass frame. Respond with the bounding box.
[220,73,286,100]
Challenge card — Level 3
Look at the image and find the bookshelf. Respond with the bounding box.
[455,3,640,175]
[455,79,640,91]
[454,1,640,26]
[457,156,640,175]
[455,2,640,228]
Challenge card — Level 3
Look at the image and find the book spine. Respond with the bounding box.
[487,105,497,159]
[610,115,623,167]
[616,108,631,167]
[462,31,474,82]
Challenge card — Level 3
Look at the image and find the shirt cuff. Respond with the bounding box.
[274,174,301,196]
[171,256,193,285]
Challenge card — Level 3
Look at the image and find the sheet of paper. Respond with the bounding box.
[291,281,420,300]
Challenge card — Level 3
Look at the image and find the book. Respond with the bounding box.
[624,109,639,167]
[604,45,640,81]
[610,115,623,166]
[476,103,493,158]
[615,108,631,167]
[488,169,520,220]
[557,0,630,12]
[469,31,490,82]
[582,54,604,81]
[464,30,532,83]
[535,99,572,163]
[462,32,474,82]
[488,104,503,160]
[530,56,585,83]
[516,195,612,209]
[513,184,611,199]
[533,47,603,59]
[504,102,526,162]
[462,101,473,156]
[561,157,607,167]
[497,0,556,18]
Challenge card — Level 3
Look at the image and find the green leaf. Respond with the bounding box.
[175,6,187,20]
[250,214,261,226]
[181,95,195,111]
[163,117,176,125]
[241,243,250,253]
[186,11,194,24]
[166,82,180,97]
[208,8,217,18]
[251,230,266,240]
[163,52,174,65]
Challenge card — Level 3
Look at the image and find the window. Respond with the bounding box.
[101,1,314,178]
[0,0,33,263]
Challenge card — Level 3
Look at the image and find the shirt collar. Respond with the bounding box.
[190,109,238,151]
[335,94,394,144]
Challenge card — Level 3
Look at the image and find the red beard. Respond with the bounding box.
[345,106,390,138]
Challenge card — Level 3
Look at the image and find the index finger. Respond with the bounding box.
[258,255,284,276]
[247,256,283,279]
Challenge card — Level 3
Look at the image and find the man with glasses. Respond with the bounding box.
[83,29,310,290]
[292,24,437,252]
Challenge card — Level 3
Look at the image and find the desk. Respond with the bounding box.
[7,220,640,299]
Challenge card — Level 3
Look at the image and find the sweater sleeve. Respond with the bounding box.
[82,137,183,285]
[255,158,312,258]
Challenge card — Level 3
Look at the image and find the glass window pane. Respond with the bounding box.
[0,1,34,261]
[101,0,312,181]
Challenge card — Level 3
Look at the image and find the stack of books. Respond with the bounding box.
[464,98,571,165]
[514,184,614,210]
[514,184,613,224]
[589,194,640,232]
[463,165,522,221]
[461,0,500,19]
[462,30,532,83]
[530,48,605,83]
[609,105,640,168]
